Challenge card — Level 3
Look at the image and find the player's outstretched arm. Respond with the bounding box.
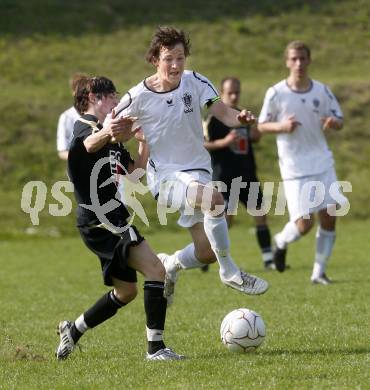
[209,100,255,128]
[84,112,139,153]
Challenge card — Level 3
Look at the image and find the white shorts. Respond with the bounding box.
[283,166,349,222]
[157,170,212,228]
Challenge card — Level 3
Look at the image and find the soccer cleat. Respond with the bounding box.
[146,347,186,361]
[55,320,76,360]
[311,273,332,285]
[157,253,180,306]
[264,260,276,271]
[220,270,269,295]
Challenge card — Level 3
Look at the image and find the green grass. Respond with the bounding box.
[1,219,369,389]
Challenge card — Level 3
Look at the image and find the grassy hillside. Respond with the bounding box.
[1,0,370,237]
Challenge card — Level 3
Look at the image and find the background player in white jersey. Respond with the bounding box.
[204,77,274,271]
[258,41,347,284]
[56,73,86,160]
[109,27,269,302]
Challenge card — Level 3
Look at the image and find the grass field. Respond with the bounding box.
[1,219,369,389]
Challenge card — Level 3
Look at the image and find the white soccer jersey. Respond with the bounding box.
[56,106,80,152]
[258,79,343,180]
[111,71,219,188]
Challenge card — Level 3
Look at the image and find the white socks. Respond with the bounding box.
[203,213,239,281]
[146,327,164,342]
[275,221,301,249]
[311,227,336,279]
[75,314,89,334]
[176,243,204,269]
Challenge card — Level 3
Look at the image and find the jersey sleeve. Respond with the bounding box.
[192,72,220,108]
[323,85,343,120]
[258,87,279,123]
[72,121,94,142]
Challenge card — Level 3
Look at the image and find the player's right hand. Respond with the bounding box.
[223,130,239,146]
[282,115,301,133]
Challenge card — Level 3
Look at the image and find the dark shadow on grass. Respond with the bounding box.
[0,0,344,37]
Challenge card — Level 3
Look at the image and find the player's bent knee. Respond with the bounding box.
[114,285,138,304]
[196,247,217,264]
[152,260,166,280]
[209,191,225,214]
[299,220,314,235]
[142,259,166,281]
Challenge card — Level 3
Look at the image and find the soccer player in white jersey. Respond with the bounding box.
[56,73,86,160]
[108,26,269,302]
[258,41,347,284]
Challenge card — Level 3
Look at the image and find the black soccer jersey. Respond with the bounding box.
[205,115,257,184]
[68,114,133,227]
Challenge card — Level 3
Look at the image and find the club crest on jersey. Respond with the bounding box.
[182,92,193,113]
[312,98,320,113]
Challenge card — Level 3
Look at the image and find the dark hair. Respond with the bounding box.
[74,76,117,115]
[285,41,311,59]
[220,77,241,92]
[145,26,191,63]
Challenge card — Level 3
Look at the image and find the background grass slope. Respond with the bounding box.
[0,0,370,238]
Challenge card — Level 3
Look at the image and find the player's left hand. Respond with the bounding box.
[237,109,256,125]
[110,115,140,143]
[321,116,342,131]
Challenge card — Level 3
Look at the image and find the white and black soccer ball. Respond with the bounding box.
[220,308,266,353]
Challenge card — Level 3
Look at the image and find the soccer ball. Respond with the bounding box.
[220,308,266,353]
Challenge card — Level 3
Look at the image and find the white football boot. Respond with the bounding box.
[220,270,269,295]
[146,347,186,361]
[55,320,76,360]
[157,253,181,306]
[311,273,332,285]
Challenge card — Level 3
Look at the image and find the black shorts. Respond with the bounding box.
[219,175,264,211]
[78,224,144,286]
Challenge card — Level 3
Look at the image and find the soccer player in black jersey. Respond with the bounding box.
[55,76,184,361]
[204,77,275,270]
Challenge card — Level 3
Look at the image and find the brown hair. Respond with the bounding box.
[220,77,241,92]
[69,72,88,96]
[284,41,311,59]
[145,26,191,63]
[74,76,117,115]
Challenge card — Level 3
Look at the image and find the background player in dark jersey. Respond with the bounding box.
[55,76,184,361]
[204,77,275,270]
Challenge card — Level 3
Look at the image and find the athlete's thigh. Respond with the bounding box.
[127,240,163,275]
